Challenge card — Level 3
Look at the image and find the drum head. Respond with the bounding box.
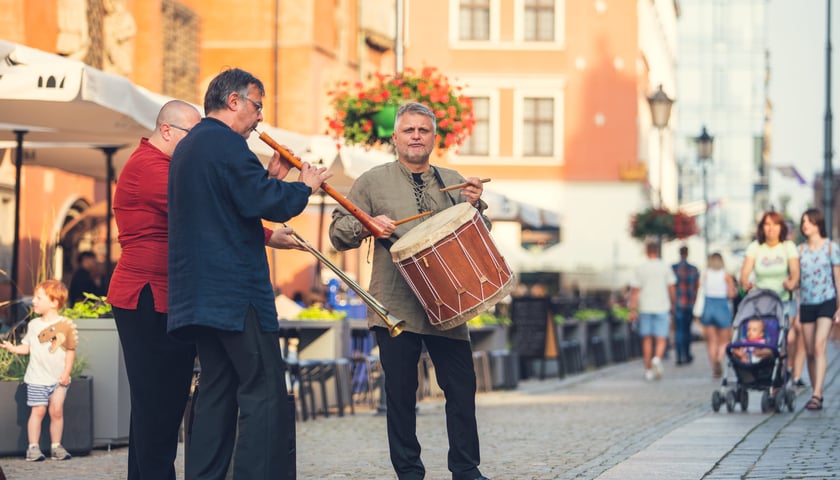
[391,203,477,262]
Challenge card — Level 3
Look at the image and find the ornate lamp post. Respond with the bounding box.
[648,84,674,207]
[696,126,715,259]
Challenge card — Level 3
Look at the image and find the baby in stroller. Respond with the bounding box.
[711,288,795,413]
[731,318,774,364]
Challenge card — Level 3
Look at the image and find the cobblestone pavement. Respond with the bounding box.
[2,341,837,479]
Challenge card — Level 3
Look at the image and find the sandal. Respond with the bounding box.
[805,395,823,410]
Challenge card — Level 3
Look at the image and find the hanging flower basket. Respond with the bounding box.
[326,67,476,150]
[630,207,698,241]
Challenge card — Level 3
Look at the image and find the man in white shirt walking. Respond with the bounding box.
[629,242,677,381]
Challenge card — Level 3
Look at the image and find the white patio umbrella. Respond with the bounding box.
[0,39,165,310]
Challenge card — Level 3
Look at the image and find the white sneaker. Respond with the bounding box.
[652,356,664,380]
[644,369,655,381]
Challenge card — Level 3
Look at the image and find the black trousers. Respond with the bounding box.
[186,307,293,480]
[113,284,196,480]
[374,327,483,480]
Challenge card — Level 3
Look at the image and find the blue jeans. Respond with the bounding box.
[673,307,693,362]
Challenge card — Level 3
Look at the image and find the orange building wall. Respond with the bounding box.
[16,168,99,292]
[404,0,639,182]
[127,0,164,92]
[2,0,647,303]
[561,0,638,181]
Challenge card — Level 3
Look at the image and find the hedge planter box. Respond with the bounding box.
[0,376,93,456]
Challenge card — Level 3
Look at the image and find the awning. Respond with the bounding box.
[482,190,560,228]
[0,38,166,305]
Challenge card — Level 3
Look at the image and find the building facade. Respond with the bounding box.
[0,0,682,319]
[675,0,769,253]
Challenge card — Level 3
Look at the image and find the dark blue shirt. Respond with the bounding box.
[167,117,311,337]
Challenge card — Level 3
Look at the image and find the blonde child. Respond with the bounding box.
[0,279,75,461]
[733,318,773,364]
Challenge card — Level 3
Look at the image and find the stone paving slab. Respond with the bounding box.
[601,342,840,480]
[2,341,837,479]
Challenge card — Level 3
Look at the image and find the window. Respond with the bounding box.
[460,97,490,156]
[523,97,554,156]
[524,0,555,41]
[459,0,491,41]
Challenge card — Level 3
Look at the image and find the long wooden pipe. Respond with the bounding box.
[257,131,387,238]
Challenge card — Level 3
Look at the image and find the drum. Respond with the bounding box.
[390,203,516,330]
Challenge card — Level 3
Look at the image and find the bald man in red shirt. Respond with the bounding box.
[108,100,201,480]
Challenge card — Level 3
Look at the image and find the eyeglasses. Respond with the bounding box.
[241,96,263,113]
[170,125,191,133]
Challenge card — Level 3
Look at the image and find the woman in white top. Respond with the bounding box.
[699,253,737,377]
[739,210,801,382]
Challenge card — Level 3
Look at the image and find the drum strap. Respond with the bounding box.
[377,236,395,251]
[432,167,457,207]
[378,167,454,253]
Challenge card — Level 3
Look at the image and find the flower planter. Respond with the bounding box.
[0,376,93,456]
[74,317,131,447]
[371,104,397,138]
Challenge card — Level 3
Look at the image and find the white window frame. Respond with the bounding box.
[454,89,500,164]
[449,0,501,45]
[513,0,565,48]
[513,88,564,165]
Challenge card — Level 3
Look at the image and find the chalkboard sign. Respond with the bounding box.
[510,297,552,358]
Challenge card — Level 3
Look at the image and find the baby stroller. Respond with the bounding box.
[711,288,795,413]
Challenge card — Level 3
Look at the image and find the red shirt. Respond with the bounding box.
[107,138,171,312]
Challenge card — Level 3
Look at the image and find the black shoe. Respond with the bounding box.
[793,378,808,388]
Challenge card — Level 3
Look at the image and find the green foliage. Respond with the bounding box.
[554,315,565,325]
[466,312,511,327]
[0,348,28,381]
[294,305,347,320]
[611,305,631,322]
[0,345,89,381]
[573,308,608,322]
[61,293,112,319]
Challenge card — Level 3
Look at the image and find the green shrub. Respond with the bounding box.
[466,312,511,327]
[0,345,88,381]
[573,308,607,322]
[61,293,112,319]
[611,305,631,322]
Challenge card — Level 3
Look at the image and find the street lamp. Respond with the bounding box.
[647,84,674,207]
[696,126,715,259]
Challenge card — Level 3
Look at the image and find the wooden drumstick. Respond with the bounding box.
[394,211,433,226]
[439,178,491,192]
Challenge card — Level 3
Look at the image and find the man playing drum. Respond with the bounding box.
[329,102,491,480]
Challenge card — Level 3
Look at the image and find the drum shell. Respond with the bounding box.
[391,204,515,330]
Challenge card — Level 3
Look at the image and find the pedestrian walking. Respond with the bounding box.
[672,245,699,365]
[698,252,736,378]
[797,208,840,410]
[629,241,676,381]
[739,211,801,384]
